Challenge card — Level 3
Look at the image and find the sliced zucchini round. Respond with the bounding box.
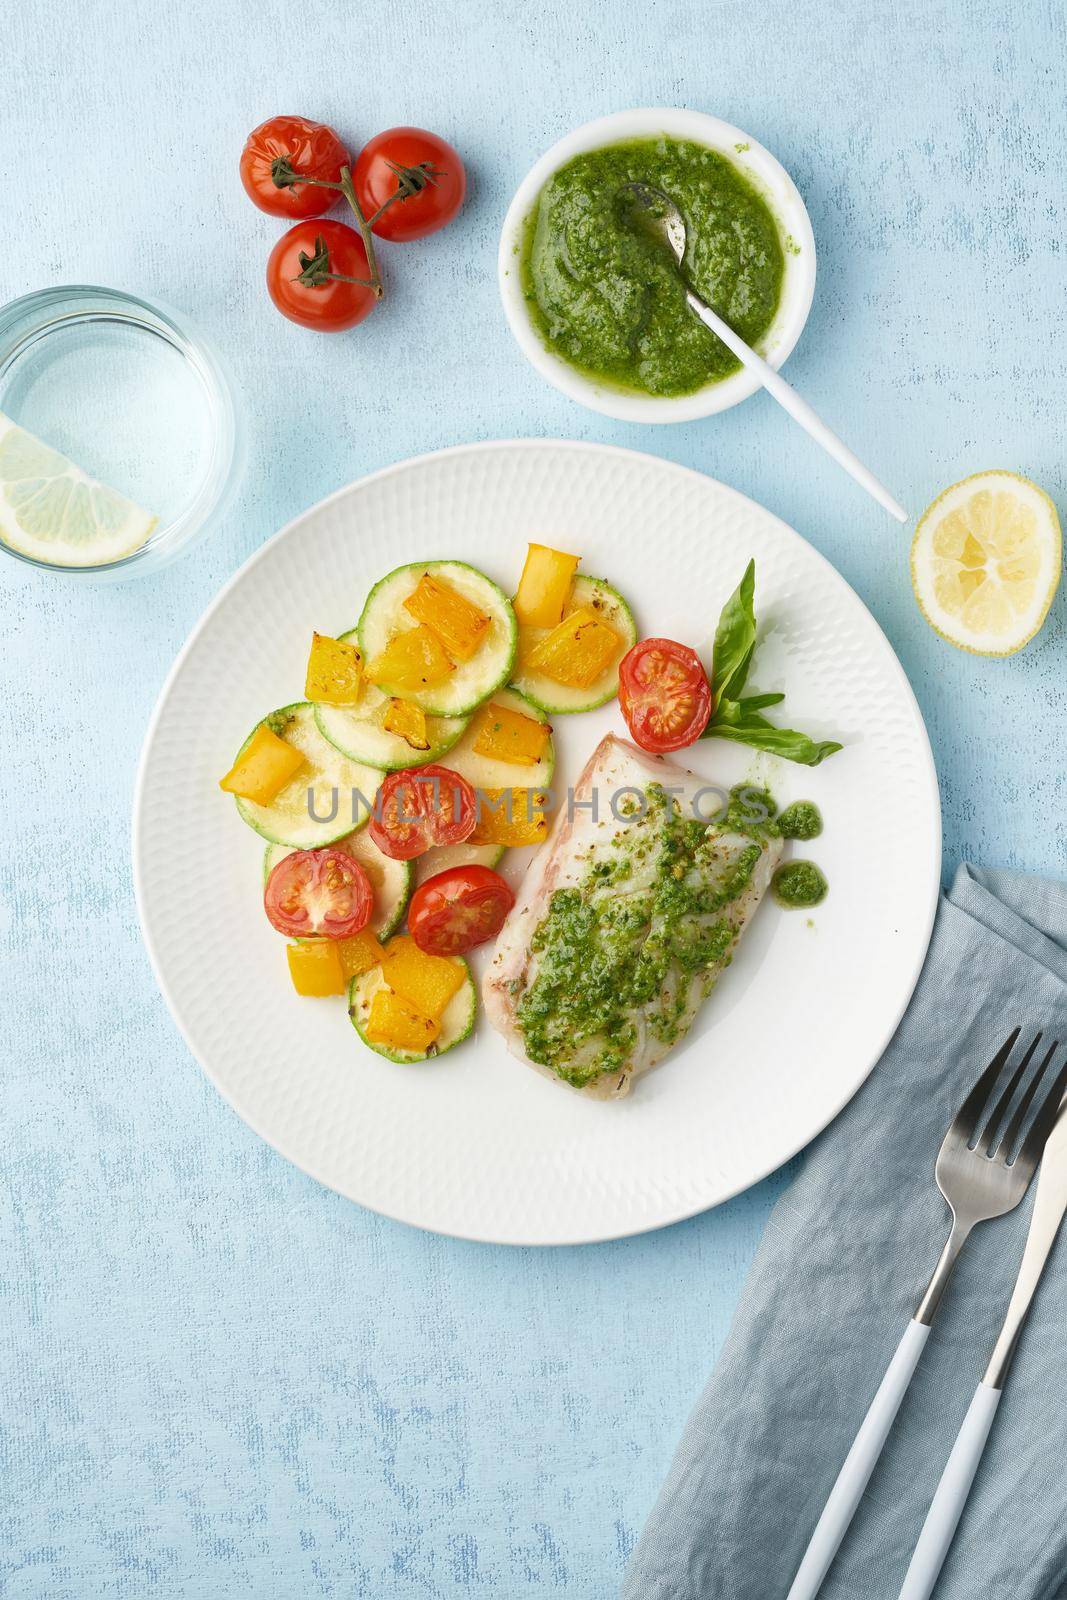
[413,840,505,886]
[444,686,556,792]
[313,631,469,770]
[510,576,637,714]
[349,960,476,1063]
[357,560,517,717]
[232,703,381,848]
[263,829,412,938]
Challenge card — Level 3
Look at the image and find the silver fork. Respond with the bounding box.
[787,1027,1067,1600]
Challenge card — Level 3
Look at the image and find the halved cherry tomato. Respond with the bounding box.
[408,865,516,956]
[264,848,373,939]
[240,115,350,219]
[352,127,466,242]
[368,764,476,861]
[618,637,712,753]
[266,219,377,332]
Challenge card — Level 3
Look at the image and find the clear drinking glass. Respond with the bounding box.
[0,285,244,579]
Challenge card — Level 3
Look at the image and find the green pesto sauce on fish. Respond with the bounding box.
[516,784,778,1089]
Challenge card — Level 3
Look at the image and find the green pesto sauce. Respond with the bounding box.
[515,784,777,1089]
[520,137,785,398]
[777,800,823,841]
[772,860,828,909]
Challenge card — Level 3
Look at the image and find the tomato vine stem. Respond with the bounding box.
[271,157,384,298]
[365,160,443,226]
[293,234,377,292]
[270,155,447,297]
[336,166,385,299]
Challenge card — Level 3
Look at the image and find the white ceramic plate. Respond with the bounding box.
[134,441,940,1245]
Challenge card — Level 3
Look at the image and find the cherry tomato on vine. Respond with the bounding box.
[240,115,350,219]
[353,127,466,242]
[264,848,373,939]
[618,638,713,753]
[266,219,378,331]
[368,765,477,861]
[408,865,515,956]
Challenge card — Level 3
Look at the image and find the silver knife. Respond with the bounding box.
[897,1092,1067,1600]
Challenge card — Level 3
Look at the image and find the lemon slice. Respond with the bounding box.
[0,412,158,567]
[911,471,1062,655]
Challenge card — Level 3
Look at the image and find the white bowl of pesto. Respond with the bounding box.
[498,108,817,423]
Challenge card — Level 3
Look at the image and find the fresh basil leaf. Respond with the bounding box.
[705,697,742,728]
[700,692,785,729]
[736,691,785,714]
[702,559,841,765]
[710,559,757,703]
[705,711,842,767]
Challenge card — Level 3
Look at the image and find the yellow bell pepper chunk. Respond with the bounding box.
[337,927,385,980]
[471,788,550,847]
[286,939,347,997]
[366,988,439,1052]
[367,625,454,691]
[383,697,430,751]
[471,701,550,766]
[403,573,491,663]
[514,542,580,627]
[304,632,364,706]
[380,935,466,1022]
[219,723,305,805]
[523,607,622,688]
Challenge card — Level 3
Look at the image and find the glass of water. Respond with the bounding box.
[0,284,244,579]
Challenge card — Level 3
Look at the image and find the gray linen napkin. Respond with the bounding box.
[623,865,1067,1600]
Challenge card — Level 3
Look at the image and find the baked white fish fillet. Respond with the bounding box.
[483,735,782,1099]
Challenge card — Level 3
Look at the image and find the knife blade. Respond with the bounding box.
[985,1090,1067,1389]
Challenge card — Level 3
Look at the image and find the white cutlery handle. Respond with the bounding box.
[685,291,908,524]
[786,1319,931,1600]
[897,1383,1001,1600]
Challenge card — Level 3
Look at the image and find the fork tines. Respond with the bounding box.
[962,1029,1067,1166]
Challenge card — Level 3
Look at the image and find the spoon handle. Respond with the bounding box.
[684,290,908,524]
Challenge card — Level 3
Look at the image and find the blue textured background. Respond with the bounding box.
[2,1,1065,1594]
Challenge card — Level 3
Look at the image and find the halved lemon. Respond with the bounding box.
[0,412,158,568]
[911,471,1062,655]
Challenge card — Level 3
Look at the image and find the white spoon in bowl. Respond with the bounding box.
[618,181,908,523]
